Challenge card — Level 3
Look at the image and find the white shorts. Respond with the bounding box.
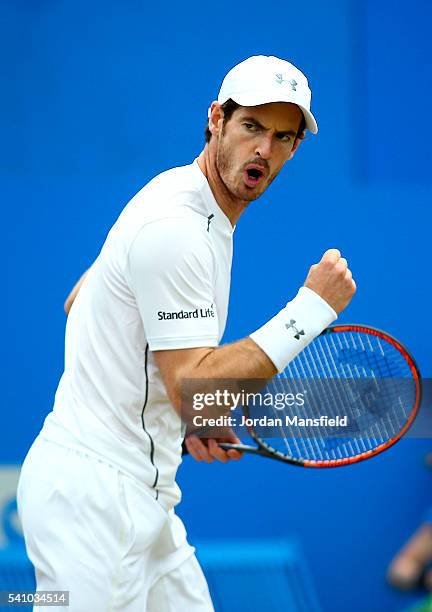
[17,436,214,612]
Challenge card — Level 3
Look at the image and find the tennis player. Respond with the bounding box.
[17,55,355,611]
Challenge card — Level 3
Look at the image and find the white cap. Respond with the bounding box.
[217,55,318,134]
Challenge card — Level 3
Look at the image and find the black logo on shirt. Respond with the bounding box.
[158,306,215,320]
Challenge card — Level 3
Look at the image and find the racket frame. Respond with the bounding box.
[220,324,422,468]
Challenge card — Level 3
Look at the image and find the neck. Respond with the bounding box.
[197,144,248,227]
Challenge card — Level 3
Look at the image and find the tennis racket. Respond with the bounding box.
[219,325,421,467]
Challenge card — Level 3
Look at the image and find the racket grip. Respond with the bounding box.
[218,442,243,451]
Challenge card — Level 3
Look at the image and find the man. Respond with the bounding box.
[17,55,355,611]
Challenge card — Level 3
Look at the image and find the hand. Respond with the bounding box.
[184,432,244,463]
[304,249,356,314]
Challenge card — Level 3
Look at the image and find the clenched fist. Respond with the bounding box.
[304,249,356,314]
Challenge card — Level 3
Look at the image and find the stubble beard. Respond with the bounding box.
[216,139,262,203]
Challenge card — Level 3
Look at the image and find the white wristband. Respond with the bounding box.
[249,286,337,373]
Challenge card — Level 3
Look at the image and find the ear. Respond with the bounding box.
[208,102,224,139]
[287,136,303,160]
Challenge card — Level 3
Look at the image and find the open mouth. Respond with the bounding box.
[243,165,266,188]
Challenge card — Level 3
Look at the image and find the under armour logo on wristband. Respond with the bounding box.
[285,319,305,340]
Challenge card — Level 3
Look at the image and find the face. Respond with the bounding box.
[211,102,303,201]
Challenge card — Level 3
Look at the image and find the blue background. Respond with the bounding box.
[2,0,431,610]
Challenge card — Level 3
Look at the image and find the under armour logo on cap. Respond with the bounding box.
[285,319,305,340]
[275,74,297,91]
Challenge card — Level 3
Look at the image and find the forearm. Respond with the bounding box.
[160,288,336,414]
[192,337,276,380]
[156,337,275,418]
[189,286,336,381]
[174,337,276,429]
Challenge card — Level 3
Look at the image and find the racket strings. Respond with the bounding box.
[252,330,417,463]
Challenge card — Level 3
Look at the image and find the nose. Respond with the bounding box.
[255,133,273,160]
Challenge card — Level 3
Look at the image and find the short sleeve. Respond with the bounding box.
[126,217,219,351]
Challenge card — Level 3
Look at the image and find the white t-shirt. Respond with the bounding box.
[41,160,234,509]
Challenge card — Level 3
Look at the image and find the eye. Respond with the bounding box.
[244,122,257,131]
[276,133,293,143]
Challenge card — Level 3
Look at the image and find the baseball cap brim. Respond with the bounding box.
[222,91,318,134]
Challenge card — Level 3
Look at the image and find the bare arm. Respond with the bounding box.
[157,339,276,463]
[154,337,276,411]
[155,248,356,462]
[64,269,90,315]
